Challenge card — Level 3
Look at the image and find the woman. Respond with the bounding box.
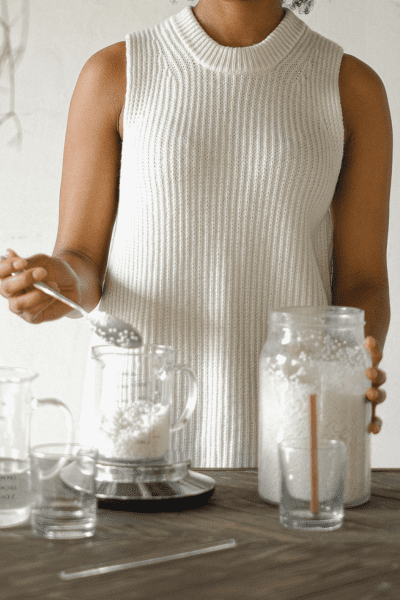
[0,0,390,467]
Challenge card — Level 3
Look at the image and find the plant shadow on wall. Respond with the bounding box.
[0,0,29,150]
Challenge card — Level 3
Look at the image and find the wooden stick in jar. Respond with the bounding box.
[309,394,319,514]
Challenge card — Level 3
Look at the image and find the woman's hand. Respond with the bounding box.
[364,336,386,434]
[0,248,81,323]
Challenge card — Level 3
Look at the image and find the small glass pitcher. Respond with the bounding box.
[0,367,74,527]
[91,345,197,464]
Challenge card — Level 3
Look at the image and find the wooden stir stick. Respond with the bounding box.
[309,394,319,514]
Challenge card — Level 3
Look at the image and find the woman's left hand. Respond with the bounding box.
[364,336,386,434]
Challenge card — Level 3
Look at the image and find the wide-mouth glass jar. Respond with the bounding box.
[258,306,372,508]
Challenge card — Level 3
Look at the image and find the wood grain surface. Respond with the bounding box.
[1,469,400,600]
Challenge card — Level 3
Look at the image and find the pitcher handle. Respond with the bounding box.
[32,398,75,480]
[170,365,197,433]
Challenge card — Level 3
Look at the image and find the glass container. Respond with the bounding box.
[258,306,372,508]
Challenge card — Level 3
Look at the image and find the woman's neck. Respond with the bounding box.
[192,0,285,47]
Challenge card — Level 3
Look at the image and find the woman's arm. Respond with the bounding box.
[54,42,127,315]
[0,42,127,323]
[331,54,392,344]
[331,54,392,434]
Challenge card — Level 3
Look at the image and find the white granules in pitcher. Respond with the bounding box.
[258,358,372,506]
[97,400,171,460]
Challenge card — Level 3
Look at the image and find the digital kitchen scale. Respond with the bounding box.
[61,448,215,501]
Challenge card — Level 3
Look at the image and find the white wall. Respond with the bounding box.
[1,0,399,464]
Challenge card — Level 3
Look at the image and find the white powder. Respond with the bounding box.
[97,400,171,461]
[258,357,372,506]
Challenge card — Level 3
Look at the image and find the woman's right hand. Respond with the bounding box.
[0,248,82,324]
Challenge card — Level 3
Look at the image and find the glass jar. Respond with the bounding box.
[258,306,372,508]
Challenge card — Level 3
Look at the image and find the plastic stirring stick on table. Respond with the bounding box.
[59,538,237,580]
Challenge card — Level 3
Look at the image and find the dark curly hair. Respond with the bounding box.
[280,0,316,14]
[177,0,318,15]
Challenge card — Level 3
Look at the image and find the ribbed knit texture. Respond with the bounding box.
[85,6,345,468]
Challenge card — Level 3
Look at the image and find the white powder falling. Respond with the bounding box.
[97,400,171,461]
[258,355,371,507]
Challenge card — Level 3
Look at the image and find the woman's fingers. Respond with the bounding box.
[0,251,20,278]
[4,249,21,264]
[1,252,79,324]
[10,257,28,271]
[368,416,383,434]
[0,267,47,298]
[366,387,386,405]
[5,249,19,257]
[9,281,61,323]
[8,285,54,315]
[20,305,54,324]
[364,336,383,368]
[366,367,387,387]
[0,250,43,282]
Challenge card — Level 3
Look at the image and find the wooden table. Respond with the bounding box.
[2,469,400,600]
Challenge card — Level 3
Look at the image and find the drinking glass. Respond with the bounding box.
[278,438,347,531]
[30,444,98,539]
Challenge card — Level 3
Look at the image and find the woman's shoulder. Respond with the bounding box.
[339,53,388,144]
[340,53,385,91]
[83,41,126,88]
[80,42,127,138]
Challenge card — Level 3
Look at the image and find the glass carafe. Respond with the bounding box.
[0,368,74,527]
[91,345,197,464]
[258,306,372,508]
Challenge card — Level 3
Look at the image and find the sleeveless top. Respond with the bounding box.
[82,6,345,468]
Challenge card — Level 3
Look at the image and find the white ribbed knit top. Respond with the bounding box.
[89,6,345,468]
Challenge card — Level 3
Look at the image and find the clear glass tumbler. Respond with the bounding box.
[30,444,98,539]
[278,438,347,531]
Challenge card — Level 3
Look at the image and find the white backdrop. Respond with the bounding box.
[1,0,399,465]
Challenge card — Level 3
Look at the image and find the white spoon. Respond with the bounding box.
[2,257,143,348]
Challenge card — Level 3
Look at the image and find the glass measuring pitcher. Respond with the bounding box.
[258,306,372,508]
[0,367,74,527]
[91,345,197,464]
